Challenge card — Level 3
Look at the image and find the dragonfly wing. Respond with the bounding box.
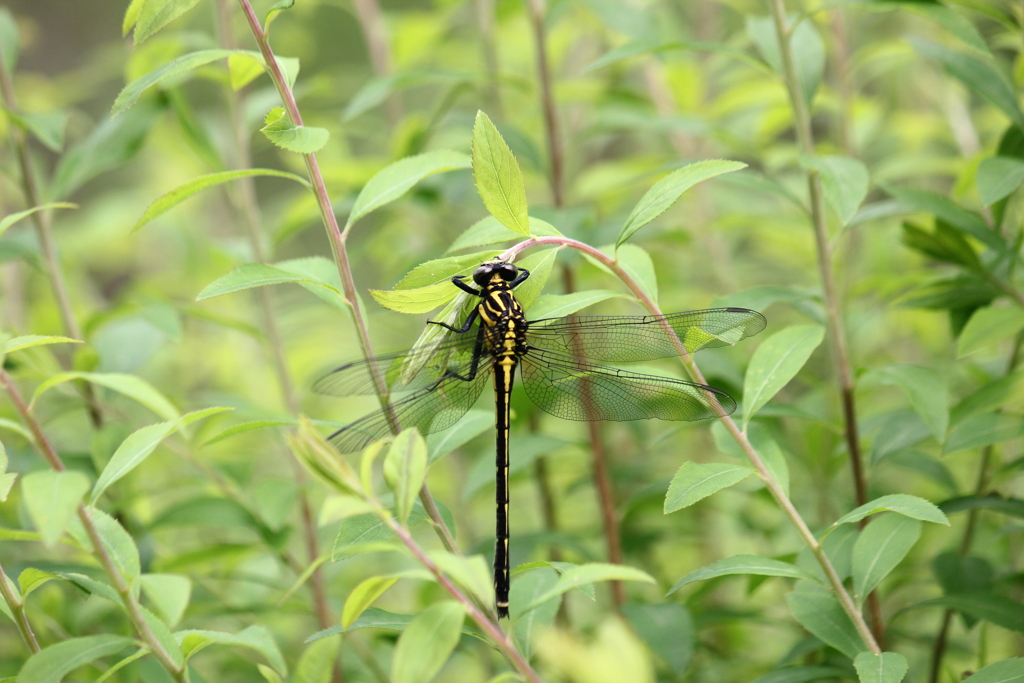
[525,308,766,362]
[327,359,492,453]
[519,348,735,422]
[314,330,481,396]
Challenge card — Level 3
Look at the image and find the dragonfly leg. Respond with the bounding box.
[427,306,480,334]
[451,275,483,296]
[507,267,531,289]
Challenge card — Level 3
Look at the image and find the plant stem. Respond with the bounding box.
[475,0,503,118]
[502,235,883,654]
[766,0,884,645]
[212,6,340,681]
[235,0,463,559]
[929,334,1022,683]
[524,0,564,207]
[0,558,41,653]
[0,49,103,428]
[1,370,188,682]
[351,0,401,127]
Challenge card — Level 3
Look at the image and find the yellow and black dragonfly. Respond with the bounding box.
[317,260,766,617]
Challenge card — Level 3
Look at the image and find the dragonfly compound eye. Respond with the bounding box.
[473,264,494,287]
[499,264,518,280]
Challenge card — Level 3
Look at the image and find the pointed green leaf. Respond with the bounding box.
[747,15,824,106]
[178,625,287,676]
[901,595,1024,633]
[0,203,78,238]
[830,494,949,530]
[429,552,493,607]
[885,184,1005,252]
[197,263,345,303]
[122,0,145,35]
[962,658,1024,683]
[426,410,491,463]
[742,325,825,428]
[84,508,141,583]
[383,429,428,525]
[669,554,819,594]
[978,157,1024,207]
[134,0,205,44]
[958,307,1024,358]
[2,335,81,355]
[598,243,658,303]
[18,567,58,597]
[510,568,559,660]
[854,652,909,683]
[665,462,755,513]
[447,215,561,252]
[785,591,865,659]
[523,563,655,612]
[617,160,746,247]
[140,573,191,627]
[113,49,237,115]
[293,634,337,683]
[472,111,529,236]
[391,601,466,683]
[852,515,921,604]
[346,151,471,230]
[509,248,560,312]
[133,169,310,232]
[342,576,400,628]
[21,471,90,546]
[32,371,179,422]
[369,281,458,314]
[261,107,329,154]
[90,421,175,503]
[15,635,134,683]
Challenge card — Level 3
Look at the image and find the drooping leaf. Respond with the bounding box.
[851,515,922,604]
[669,554,818,594]
[472,110,529,236]
[133,169,310,232]
[742,325,825,429]
[390,601,466,683]
[957,307,1024,358]
[616,160,746,247]
[21,471,90,547]
[260,107,329,154]
[664,462,755,514]
[31,371,179,422]
[113,49,237,115]
[853,652,909,683]
[977,157,1024,206]
[829,494,949,530]
[785,591,865,659]
[15,635,134,683]
[346,151,471,230]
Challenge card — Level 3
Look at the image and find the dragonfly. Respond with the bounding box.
[317,259,766,617]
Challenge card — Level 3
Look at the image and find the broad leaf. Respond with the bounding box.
[527,290,627,320]
[21,471,90,547]
[747,15,825,107]
[829,494,949,530]
[133,0,205,44]
[742,325,825,429]
[958,307,1024,358]
[261,107,329,154]
[140,573,191,627]
[32,371,179,422]
[197,263,345,305]
[616,160,746,247]
[429,552,492,607]
[83,508,141,583]
[901,595,1024,633]
[15,635,134,683]
[472,110,529,236]
[785,591,865,659]
[369,281,458,314]
[977,157,1024,206]
[342,576,400,628]
[509,568,559,660]
[945,414,1024,454]
[346,151,471,230]
[853,652,909,683]
[383,429,427,525]
[885,184,1005,252]
[664,462,755,513]
[852,515,922,604]
[669,554,818,594]
[133,169,310,232]
[113,49,237,115]
[391,601,466,683]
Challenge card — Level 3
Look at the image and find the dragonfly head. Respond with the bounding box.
[473,260,518,287]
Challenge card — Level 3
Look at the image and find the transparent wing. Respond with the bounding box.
[327,360,492,453]
[525,307,766,362]
[314,328,483,396]
[519,347,735,422]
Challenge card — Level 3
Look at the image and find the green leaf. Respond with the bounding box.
[886,184,1004,252]
[15,635,134,683]
[945,414,1024,454]
[527,290,627,320]
[472,110,529,236]
[939,494,1024,521]
[6,109,69,152]
[912,40,1024,131]
[622,603,694,676]
[977,157,1024,207]
[18,567,57,597]
[509,248,559,312]
[426,410,491,463]
[747,422,790,496]
[669,554,819,594]
[742,325,825,429]
[747,15,824,107]
[370,281,458,314]
[293,634,337,683]
[600,243,658,303]
[0,203,78,238]
[785,591,865,659]
[751,666,852,683]
[2,335,81,355]
[522,563,655,612]
[21,471,90,547]
[800,155,869,226]
[447,215,561,252]
[830,494,949,530]
[854,652,909,683]
[203,419,294,446]
[265,0,295,31]
[342,576,400,628]
[140,573,191,626]
[950,372,1024,427]
[616,160,746,247]
[179,625,287,676]
[133,169,310,232]
[664,462,755,513]
[962,658,1024,683]
[197,262,345,304]
[261,107,329,154]
[113,49,236,116]
[429,552,493,607]
[509,568,559,660]
[141,604,184,667]
[91,422,174,503]
[84,507,142,583]
[868,365,948,443]
[958,307,1024,358]
[270,257,349,310]
[852,515,921,604]
[391,601,466,683]
[32,371,179,422]
[133,0,205,44]
[383,429,427,525]
[901,595,1024,633]
[122,0,145,35]
[395,252,498,289]
[0,7,18,73]
[346,151,471,230]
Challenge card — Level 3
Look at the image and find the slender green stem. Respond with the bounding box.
[0,558,41,653]
[1,370,188,681]
[502,235,882,654]
[234,0,463,558]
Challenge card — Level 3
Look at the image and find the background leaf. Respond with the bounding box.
[390,601,466,683]
[742,325,825,428]
[664,462,754,513]
[472,111,529,236]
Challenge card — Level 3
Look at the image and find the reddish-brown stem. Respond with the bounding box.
[0,558,41,653]
[524,0,564,207]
